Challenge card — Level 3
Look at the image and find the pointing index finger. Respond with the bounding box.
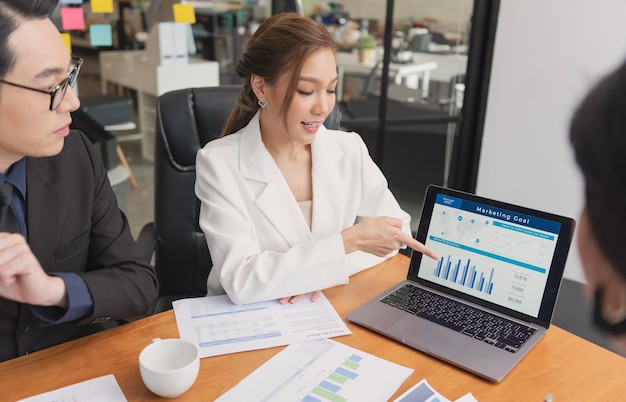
[397,232,439,260]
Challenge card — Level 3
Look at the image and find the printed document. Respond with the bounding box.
[17,374,126,402]
[393,378,478,402]
[173,293,351,358]
[216,338,413,402]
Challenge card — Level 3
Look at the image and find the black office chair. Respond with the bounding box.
[139,86,342,313]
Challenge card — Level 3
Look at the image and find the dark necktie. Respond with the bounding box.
[0,181,20,233]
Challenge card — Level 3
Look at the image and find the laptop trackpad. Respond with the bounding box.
[387,315,470,356]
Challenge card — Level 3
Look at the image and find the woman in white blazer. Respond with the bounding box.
[195,13,436,305]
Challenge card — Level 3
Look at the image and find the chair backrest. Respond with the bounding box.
[153,86,341,298]
[154,86,240,297]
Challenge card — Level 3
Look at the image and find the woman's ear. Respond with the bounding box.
[250,74,266,101]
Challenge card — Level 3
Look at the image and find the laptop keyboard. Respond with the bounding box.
[380,283,536,353]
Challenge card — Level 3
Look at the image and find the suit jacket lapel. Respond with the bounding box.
[26,157,63,271]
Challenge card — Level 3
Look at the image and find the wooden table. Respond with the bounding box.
[2,255,625,400]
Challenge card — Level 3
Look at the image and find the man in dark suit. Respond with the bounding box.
[0,0,158,361]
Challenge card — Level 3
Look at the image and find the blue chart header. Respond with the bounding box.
[435,193,561,234]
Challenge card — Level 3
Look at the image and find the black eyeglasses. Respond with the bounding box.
[0,56,83,111]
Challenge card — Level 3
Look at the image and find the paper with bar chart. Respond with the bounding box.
[418,194,561,318]
[215,338,413,402]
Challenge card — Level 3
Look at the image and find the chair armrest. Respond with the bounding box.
[136,222,156,264]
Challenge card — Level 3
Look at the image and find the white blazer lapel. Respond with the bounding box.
[239,113,313,246]
[310,127,349,236]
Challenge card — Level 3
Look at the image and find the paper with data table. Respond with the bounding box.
[173,293,351,358]
[17,374,127,402]
[216,338,414,402]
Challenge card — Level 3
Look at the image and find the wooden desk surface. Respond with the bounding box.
[1,255,625,401]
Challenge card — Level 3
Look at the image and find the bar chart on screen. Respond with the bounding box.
[434,255,495,295]
[419,193,562,317]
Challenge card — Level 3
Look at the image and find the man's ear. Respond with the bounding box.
[250,74,266,100]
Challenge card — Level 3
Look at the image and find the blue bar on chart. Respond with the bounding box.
[302,354,362,402]
[434,255,494,294]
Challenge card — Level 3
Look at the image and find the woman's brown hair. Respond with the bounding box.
[220,12,336,137]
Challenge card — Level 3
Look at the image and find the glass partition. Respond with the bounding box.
[326,0,474,230]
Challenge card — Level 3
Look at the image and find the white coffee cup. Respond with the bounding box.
[139,338,200,398]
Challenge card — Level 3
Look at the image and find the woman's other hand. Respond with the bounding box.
[279,291,322,304]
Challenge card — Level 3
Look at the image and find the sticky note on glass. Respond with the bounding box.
[173,3,196,24]
[90,24,113,47]
[60,7,85,30]
[60,32,72,53]
[91,0,114,13]
[60,0,84,4]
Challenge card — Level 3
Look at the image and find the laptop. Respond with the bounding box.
[348,185,575,382]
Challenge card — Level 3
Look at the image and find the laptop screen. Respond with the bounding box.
[410,186,575,324]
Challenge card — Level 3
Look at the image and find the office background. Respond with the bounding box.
[304,0,473,32]
[67,0,623,352]
[476,0,626,283]
[69,0,477,237]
